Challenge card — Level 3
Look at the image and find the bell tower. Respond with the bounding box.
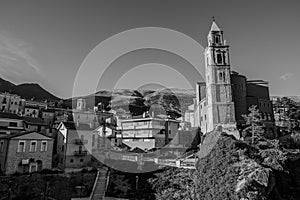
[204,19,236,132]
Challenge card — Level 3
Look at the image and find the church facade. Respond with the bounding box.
[193,21,275,136]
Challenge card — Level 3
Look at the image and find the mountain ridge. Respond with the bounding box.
[0,78,60,101]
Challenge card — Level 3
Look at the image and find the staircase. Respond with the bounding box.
[90,167,110,200]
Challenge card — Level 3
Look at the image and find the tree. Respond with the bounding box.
[242,105,265,145]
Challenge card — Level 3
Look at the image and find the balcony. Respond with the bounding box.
[74,150,88,156]
[74,139,88,145]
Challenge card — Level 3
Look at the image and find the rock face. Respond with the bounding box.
[234,158,272,199]
[152,133,300,200]
[195,134,286,200]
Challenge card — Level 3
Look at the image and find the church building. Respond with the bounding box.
[193,20,275,136]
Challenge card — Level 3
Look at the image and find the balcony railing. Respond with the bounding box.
[74,150,87,156]
[74,139,88,145]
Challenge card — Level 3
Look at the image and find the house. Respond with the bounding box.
[116,117,180,150]
[56,122,94,170]
[24,105,40,118]
[41,108,56,126]
[0,93,25,115]
[72,98,114,129]
[91,124,121,157]
[0,112,25,135]
[22,116,48,133]
[0,131,53,175]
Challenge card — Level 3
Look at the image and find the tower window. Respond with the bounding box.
[214,35,220,44]
[219,72,226,82]
[216,52,223,64]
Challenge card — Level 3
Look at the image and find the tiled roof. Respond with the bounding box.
[0,131,52,139]
[0,112,22,120]
[22,116,47,125]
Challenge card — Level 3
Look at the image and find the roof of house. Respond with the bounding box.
[0,131,52,140]
[0,126,25,131]
[22,116,47,125]
[0,112,22,120]
[61,121,93,130]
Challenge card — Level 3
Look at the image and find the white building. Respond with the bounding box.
[117,117,180,150]
[0,93,25,115]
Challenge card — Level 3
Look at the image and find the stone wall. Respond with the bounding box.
[5,139,53,174]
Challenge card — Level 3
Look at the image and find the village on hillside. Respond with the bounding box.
[0,20,300,200]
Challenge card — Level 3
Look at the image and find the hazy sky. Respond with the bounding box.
[0,0,299,98]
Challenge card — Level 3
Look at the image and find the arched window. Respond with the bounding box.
[216,52,223,64]
[215,35,220,44]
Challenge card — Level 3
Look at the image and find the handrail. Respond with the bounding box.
[89,169,100,200]
[104,169,110,197]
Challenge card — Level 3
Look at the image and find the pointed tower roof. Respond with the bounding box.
[210,20,221,32]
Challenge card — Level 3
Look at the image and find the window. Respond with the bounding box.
[61,145,64,152]
[70,159,74,163]
[214,35,220,44]
[216,52,223,64]
[41,141,47,151]
[219,72,225,82]
[0,140,4,152]
[80,159,83,162]
[219,72,223,81]
[30,141,37,152]
[17,141,26,152]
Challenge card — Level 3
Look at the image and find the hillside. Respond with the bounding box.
[0,78,60,101]
[150,133,300,200]
[0,78,16,91]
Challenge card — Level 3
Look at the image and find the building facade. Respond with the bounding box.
[0,112,25,135]
[56,122,94,170]
[0,131,53,175]
[117,117,180,150]
[0,93,25,115]
[192,21,274,136]
[194,21,236,134]
[231,72,275,133]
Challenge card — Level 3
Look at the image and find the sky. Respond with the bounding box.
[0,0,299,98]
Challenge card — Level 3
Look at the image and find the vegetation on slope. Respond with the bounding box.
[149,132,300,200]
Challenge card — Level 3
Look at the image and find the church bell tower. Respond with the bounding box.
[204,19,237,132]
